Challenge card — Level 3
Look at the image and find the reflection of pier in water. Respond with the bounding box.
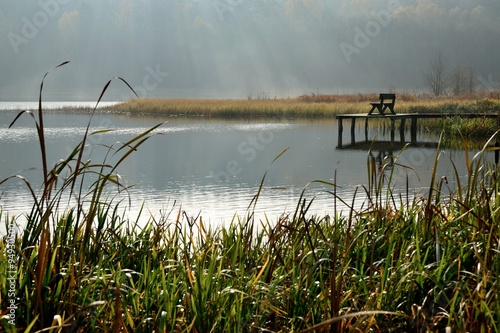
[337,140,439,171]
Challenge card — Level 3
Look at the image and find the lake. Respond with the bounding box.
[0,102,482,227]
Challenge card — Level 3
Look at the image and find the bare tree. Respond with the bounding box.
[464,65,478,94]
[450,64,478,95]
[450,64,463,95]
[423,52,447,96]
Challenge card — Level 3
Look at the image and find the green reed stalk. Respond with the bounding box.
[1,64,162,330]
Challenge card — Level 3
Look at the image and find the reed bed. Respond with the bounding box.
[111,95,500,140]
[412,99,500,143]
[1,66,500,332]
[109,97,365,118]
[110,93,500,119]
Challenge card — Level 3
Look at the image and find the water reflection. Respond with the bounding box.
[0,110,490,228]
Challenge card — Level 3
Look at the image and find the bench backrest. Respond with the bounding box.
[379,93,396,102]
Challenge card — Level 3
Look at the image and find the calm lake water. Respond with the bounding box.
[0,102,487,227]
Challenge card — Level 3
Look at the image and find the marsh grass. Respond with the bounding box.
[110,97,365,118]
[110,93,500,119]
[1,67,500,332]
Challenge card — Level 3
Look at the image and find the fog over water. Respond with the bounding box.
[1,0,499,100]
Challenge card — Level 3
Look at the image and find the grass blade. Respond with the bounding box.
[298,311,409,333]
[37,61,70,192]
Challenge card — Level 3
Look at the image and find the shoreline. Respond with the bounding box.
[3,93,499,118]
[108,93,500,118]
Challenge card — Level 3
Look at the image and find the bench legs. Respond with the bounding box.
[369,101,396,115]
[368,103,383,115]
[382,105,396,115]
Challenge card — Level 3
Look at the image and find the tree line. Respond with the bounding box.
[423,52,480,97]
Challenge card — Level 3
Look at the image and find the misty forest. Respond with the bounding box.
[1,0,500,99]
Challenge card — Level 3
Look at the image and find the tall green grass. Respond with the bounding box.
[0,62,162,331]
[1,65,500,332]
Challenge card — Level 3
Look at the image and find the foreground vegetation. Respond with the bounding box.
[2,124,500,333]
[1,65,500,332]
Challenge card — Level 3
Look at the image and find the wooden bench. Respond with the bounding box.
[368,93,396,115]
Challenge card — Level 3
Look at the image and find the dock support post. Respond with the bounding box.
[351,118,356,144]
[411,116,417,143]
[364,117,369,142]
[390,118,395,142]
[400,118,406,142]
[338,118,343,148]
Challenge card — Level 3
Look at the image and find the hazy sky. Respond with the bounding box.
[1,0,499,100]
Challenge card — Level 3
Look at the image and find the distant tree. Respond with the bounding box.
[450,64,477,95]
[450,64,465,95]
[464,65,478,94]
[423,52,447,96]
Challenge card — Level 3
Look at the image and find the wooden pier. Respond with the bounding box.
[336,113,499,148]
